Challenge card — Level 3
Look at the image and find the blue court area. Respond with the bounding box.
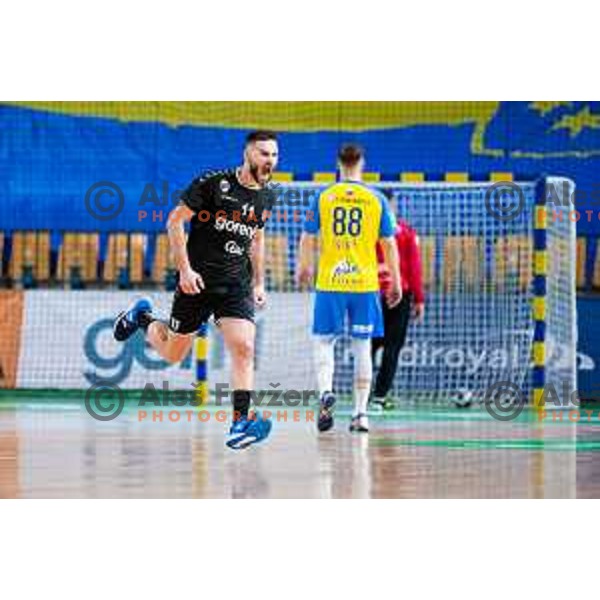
[1,392,599,498]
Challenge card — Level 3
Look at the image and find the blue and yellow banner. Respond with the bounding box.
[1,100,600,233]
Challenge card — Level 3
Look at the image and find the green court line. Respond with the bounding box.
[3,391,599,451]
[1,390,599,428]
[0,399,580,419]
[369,438,599,451]
[0,399,530,423]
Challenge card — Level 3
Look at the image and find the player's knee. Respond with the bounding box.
[352,337,373,381]
[231,337,254,364]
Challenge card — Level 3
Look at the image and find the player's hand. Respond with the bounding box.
[386,283,402,308]
[296,265,314,288]
[254,283,267,309]
[179,267,204,295]
[412,302,425,323]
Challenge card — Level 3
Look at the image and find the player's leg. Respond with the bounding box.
[369,299,398,410]
[312,291,346,432]
[113,289,206,364]
[371,333,384,365]
[347,292,384,432]
[215,293,271,449]
[219,317,255,399]
[371,293,412,409]
[314,335,337,431]
[370,324,385,400]
[146,322,194,364]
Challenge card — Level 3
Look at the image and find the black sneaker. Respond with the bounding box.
[317,391,336,432]
[370,397,395,412]
[349,413,369,433]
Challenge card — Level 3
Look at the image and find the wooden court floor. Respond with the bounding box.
[1,399,599,498]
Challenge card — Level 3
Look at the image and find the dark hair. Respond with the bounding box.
[246,130,278,145]
[338,143,364,168]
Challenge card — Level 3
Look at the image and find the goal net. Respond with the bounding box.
[1,178,577,409]
[259,177,577,406]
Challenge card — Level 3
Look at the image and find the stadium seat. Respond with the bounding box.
[494,236,532,292]
[463,236,485,291]
[576,237,586,289]
[57,233,99,283]
[9,232,50,284]
[443,236,462,292]
[443,236,485,292]
[129,234,146,283]
[417,236,435,293]
[103,233,146,285]
[152,233,176,285]
[265,234,289,290]
[593,241,600,290]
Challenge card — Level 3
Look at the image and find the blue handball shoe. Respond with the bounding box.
[226,411,272,450]
[113,297,153,341]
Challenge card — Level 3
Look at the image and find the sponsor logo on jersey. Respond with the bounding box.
[332,260,359,279]
[224,240,244,256]
[220,179,231,193]
[214,216,257,239]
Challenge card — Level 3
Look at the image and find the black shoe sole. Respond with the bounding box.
[317,394,336,432]
[349,425,369,433]
[318,408,334,432]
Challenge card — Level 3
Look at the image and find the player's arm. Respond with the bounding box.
[167,202,204,294]
[378,193,402,307]
[296,192,320,287]
[297,232,317,287]
[406,228,425,322]
[171,174,215,294]
[251,228,267,307]
[380,236,402,307]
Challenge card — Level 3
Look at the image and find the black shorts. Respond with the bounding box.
[168,285,255,335]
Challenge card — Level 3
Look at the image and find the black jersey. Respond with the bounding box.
[180,169,275,290]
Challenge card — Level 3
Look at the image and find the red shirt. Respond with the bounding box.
[376,220,425,304]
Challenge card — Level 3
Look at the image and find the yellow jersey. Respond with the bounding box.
[304,180,396,292]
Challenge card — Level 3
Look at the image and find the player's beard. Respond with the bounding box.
[250,162,273,187]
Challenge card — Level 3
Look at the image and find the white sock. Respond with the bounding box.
[354,387,370,416]
[352,337,373,415]
[314,335,335,396]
